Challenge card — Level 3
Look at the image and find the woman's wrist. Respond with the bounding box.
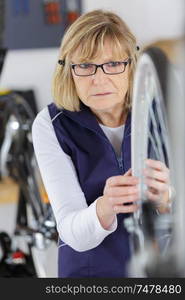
[96,196,116,230]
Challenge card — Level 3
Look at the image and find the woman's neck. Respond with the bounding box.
[91,106,127,128]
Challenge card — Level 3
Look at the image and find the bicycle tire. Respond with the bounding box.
[126,47,174,277]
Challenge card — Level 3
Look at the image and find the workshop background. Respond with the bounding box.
[0,0,184,277]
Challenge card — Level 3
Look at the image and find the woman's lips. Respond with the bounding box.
[93,92,113,96]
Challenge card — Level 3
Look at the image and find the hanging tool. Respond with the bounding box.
[66,0,80,25]
[43,0,62,25]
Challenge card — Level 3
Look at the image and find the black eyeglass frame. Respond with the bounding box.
[69,58,132,77]
[58,58,132,77]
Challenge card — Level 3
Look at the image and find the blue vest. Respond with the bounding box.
[48,102,132,277]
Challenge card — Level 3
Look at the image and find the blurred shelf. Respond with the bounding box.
[0,177,19,204]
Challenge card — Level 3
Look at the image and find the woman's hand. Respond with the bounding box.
[143,159,171,213]
[96,169,140,230]
[96,159,171,230]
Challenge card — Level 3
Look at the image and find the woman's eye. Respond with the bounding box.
[107,62,122,67]
[79,64,92,69]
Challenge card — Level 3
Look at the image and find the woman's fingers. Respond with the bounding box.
[145,159,167,171]
[143,159,171,207]
[113,203,139,213]
[143,168,169,183]
[144,159,169,183]
[108,193,139,205]
[106,174,138,187]
[105,185,139,197]
[103,171,140,214]
[144,177,168,193]
[124,168,132,176]
[144,159,170,195]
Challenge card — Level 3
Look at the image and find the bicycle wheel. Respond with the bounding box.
[0,92,58,277]
[126,47,174,277]
[12,97,58,277]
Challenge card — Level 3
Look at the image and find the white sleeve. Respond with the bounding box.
[31,107,117,252]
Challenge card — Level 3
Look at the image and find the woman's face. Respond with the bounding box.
[71,40,130,112]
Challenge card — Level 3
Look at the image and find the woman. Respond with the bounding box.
[32,9,171,278]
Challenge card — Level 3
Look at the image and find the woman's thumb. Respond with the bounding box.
[123,168,132,176]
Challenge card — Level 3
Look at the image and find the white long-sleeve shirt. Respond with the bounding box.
[32,106,125,252]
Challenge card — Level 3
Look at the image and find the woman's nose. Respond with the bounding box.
[92,67,108,84]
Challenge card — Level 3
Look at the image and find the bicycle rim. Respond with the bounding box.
[129,48,173,276]
[132,48,171,199]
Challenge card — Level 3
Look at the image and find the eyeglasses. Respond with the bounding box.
[70,58,131,76]
[58,58,131,76]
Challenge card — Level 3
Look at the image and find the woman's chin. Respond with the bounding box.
[86,99,120,111]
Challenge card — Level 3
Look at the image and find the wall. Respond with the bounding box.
[0,47,58,110]
[83,0,185,46]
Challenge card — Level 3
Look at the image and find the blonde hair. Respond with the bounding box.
[52,9,138,111]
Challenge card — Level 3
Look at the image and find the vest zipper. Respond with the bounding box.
[93,129,125,174]
[80,126,124,174]
[117,155,124,173]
